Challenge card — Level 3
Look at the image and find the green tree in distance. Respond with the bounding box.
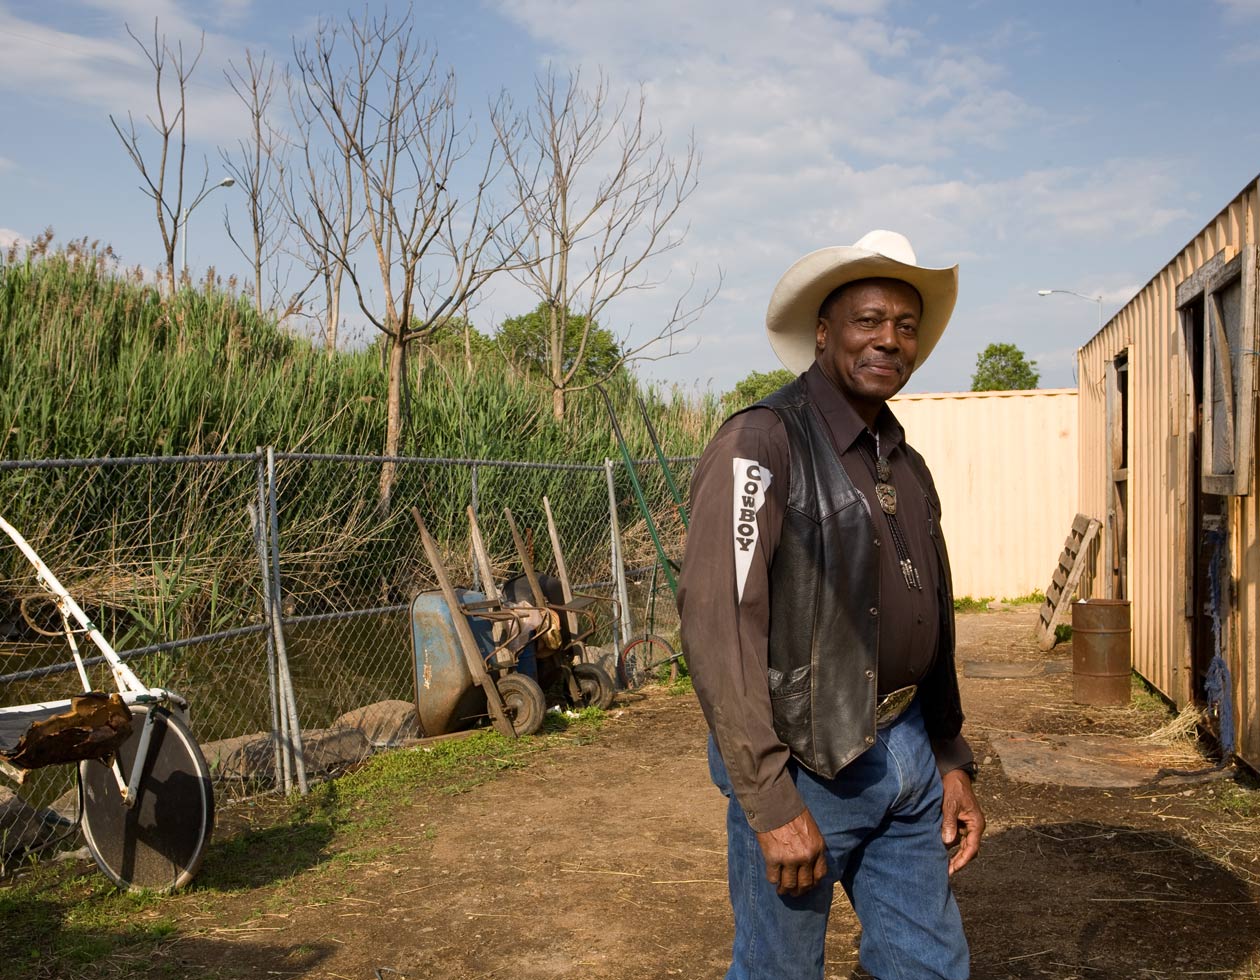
[970,343,1040,391]
[722,368,796,412]
[420,315,496,369]
[498,303,625,385]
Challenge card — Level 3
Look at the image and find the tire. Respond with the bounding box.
[618,634,680,689]
[496,673,546,736]
[78,703,214,893]
[572,662,615,710]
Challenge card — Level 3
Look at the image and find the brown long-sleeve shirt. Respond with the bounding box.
[678,363,973,832]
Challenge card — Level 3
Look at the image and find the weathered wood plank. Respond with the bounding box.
[1037,514,1104,651]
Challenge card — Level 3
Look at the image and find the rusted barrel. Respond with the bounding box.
[1070,599,1131,705]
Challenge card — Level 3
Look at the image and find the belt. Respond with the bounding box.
[875,684,917,728]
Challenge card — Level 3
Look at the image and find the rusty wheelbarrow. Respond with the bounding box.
[410,509,552,738]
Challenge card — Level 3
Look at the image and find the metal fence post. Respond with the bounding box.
[266,447,308,795]
[470,462,481,592]
[605,458,634,653]
[252,448,289,794]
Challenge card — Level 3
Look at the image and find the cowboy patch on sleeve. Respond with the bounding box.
[732,457,771,603]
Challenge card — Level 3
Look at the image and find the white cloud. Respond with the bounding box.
[0,228,27,249]
[0,155,14,172]
[1218,0,1260,18]
[483,0,1199,393]
[1227,41,1260,62]
[0,3,261,144]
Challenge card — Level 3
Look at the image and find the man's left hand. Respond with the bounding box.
[940,769,984,875]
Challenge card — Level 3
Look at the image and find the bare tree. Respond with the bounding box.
[110,21,206,295]
[221,50,301,318]
[496,68,717,420]
[281,56,365,355]
[291,9,523,510]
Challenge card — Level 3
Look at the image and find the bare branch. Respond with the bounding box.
[494,68,716,418]
[288,8,525,508]
[109,20,206,293]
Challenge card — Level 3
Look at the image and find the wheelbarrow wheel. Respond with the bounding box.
[618,634,680,689]
[497,673,546,736]
[572,662,615,710]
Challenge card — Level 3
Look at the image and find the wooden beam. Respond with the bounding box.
[543,496,579,642]
[503,508,548,607]
[466,506,501,602]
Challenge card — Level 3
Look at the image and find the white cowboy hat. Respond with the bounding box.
[765,230,958,374]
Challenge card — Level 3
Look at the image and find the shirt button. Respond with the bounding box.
[873,537,881,547]
[865,735,876,746]
[869,607,879,617]
[865,669,874,679]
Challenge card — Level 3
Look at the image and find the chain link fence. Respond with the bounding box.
[0,449,693,870]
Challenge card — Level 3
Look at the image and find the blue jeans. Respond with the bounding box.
[708,701,968,980]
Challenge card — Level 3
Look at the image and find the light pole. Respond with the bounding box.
[1037,288,1103,331]
[180,177,236,277]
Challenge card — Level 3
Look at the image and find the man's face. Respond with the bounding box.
[815,278,921,418]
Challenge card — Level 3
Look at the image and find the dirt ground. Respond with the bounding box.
[20,608,1260,979]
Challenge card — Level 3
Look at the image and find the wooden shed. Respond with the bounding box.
[1077,174,1259,771]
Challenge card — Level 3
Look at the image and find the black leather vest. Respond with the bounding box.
[751,377,963,777]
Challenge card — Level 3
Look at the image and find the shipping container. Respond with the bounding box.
[892,389,1078,601]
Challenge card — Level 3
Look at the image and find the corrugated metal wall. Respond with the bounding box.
[1077,177,1259,769]
[891,389,1078,600]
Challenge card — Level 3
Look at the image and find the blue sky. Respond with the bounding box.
[2,0,1259,395]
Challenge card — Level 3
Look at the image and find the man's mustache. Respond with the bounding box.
[856,356,907,374]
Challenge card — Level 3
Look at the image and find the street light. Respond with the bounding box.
[180,177,236,276]
[1037,288,1103,331]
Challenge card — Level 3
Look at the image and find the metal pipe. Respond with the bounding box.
[249,457,288,796]
[636,395,688,528]
[267,447,308,795]
[605,459,634,651]
[596,387,679,598]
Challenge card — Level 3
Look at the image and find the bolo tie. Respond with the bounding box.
[858,431,922,591]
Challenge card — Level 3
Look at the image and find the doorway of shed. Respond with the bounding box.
[1183,296,1230,706]
[1105,352,1129,599]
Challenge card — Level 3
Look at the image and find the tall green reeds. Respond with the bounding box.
[0,239,721,640]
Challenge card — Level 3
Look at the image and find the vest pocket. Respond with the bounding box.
[768,663,812,740]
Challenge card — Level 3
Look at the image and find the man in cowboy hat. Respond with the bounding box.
[678,230,984,979]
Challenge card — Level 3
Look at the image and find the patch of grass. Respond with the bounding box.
[1130,674,1173,715]
[953,596,995,613]
[0,862,182,977]
[1212,773,1260,818]
[1054,623,1073,643]
[668,674,694,696]
[308,709,606,817]
[1004,589,1046,605]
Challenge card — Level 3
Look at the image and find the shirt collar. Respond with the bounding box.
[804,361,905,455]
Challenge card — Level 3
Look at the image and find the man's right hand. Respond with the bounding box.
[755,807,827,896]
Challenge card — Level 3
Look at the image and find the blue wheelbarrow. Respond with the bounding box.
[411,508,615,738]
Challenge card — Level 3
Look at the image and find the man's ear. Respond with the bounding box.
[815,317,828,353]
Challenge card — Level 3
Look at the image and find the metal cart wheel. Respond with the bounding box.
[496,673,546,736]
[78,703,214,893]
[617,634,681,689]
[572,662,615,710]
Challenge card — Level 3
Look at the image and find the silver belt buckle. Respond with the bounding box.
[875,684,917,728]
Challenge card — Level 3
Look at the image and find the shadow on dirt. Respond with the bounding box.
[950,820,1260,978]
[195,816,337,892]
